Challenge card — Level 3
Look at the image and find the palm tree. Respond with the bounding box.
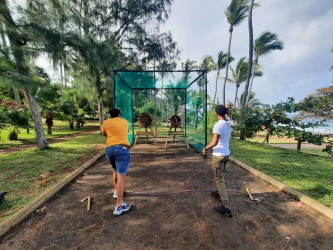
[36,84,62,135]
[188,89,204,130]
[226,57,262,108]
[240,91,262,109]
[245,31,283,106]
[331,48,333,71]
[213,51,234,106]
[182,59,198,85]
[223,0,249,105]
[158,60,176,109]
[241,0,254,110]
[182,59,198,71]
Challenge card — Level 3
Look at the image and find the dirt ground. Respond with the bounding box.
[1,142,333,250]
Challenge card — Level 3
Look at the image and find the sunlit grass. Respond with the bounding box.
[230,139,333,208]
[0,132,105,222]
[0,120,99,149]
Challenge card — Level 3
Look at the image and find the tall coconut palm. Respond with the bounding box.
[182,59,198,84]
[213,51,234,106]
[197,55,216,96]
[226,57,262,108]
[245,31,283,106]
[223,0,249,105]
[157,60,176,109]
[198,55,216,84]
[240,91,262,109]
[182,59,198,71]
[241,0,254,110]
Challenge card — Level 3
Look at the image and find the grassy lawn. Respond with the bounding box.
[0,132,105,223]
[246,134,297,144]
[0,120,99,149]
[230,138,333,209]
[290,148,330,158]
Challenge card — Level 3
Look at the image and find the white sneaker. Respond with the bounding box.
[113,202,131,216]
[113,191,117,199]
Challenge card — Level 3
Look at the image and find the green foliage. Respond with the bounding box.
[297,86,333,120]
[207,108,216,132]
[139,101,162,120]
[225,0,249,27]
[0,99,30,140]
[322,140,333,158]
[21,0,179,126]
[254,31,284,59]
[233,97,326,148]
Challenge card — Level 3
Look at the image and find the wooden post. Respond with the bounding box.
[154,90,157,136]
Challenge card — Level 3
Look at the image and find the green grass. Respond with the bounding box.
[230,138,333,208]
[246,137,297,144]
[0,132,105,223]
[0,120,99,149]
[290,148,330,157]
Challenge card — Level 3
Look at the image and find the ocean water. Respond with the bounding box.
[304,119,333,133]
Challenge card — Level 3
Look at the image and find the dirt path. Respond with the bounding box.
[0,128,99,155]
[1,143,333,249]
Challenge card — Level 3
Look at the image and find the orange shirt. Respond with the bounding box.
[102,117,130,147]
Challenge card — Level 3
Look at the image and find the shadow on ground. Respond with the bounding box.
[1,143,333,249]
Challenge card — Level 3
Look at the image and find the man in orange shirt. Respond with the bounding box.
[102,108,131,216]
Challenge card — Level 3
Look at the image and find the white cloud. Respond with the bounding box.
[161,0,333,105]
[10,0,333,105]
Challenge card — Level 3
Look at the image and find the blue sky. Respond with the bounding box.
[160,0,333,105]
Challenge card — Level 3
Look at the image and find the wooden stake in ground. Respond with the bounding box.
[87,197,91,211]
[80,196,91,211]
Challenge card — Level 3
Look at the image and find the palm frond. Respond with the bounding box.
[217,51,235,70]
[225,0,249,27]
[254,31,284,58]
[253,70,263,77]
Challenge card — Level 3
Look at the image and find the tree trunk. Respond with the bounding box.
[94,71,104,132]
[47,125,52,135]
[46,118,53,135]
[60,62,64,86]
[0,22,9,58]
[297,139,302,151]
[11,84,21,105]
[213,70,219,106]
[194,109,198,130]
[23,90,29,108]
[223,27,233,105]
[234,86,239,108]
[1,0,48,149]
[25,89,49,148]
[98,99,104,132]
[69,120,74,130]
[241,0,254,110]
[239,130,245,140]
[246,59,257,107]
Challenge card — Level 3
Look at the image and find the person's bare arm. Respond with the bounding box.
[202,133,220,155]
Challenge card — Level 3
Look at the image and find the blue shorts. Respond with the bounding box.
[105,145,130,174]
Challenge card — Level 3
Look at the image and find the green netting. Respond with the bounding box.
[185,73,207,152]
[114,70,207,154]
[115,74,134,144]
